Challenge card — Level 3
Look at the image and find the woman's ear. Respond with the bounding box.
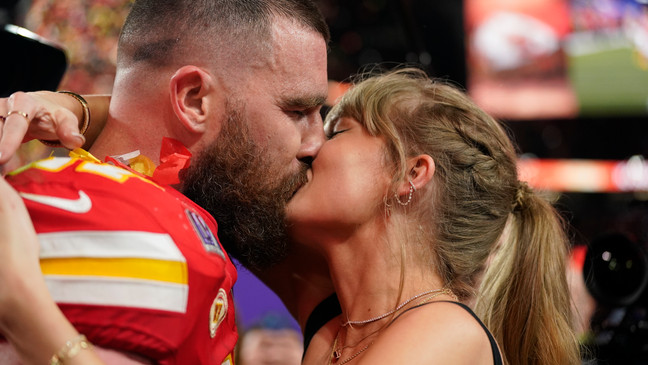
[169,66,215,134]
[396,154,435,196]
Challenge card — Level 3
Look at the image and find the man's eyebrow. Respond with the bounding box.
[280,95,327,109]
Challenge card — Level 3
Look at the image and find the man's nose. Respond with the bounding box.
[296,114,325,165]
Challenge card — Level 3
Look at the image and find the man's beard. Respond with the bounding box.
[180,108,309,272]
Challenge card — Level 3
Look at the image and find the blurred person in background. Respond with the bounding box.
[237,315,303,365]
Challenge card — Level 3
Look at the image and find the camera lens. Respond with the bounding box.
[583,233,648,306]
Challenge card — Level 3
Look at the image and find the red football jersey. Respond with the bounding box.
[7,156,238,365]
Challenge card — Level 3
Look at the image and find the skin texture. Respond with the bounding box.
[287,117,392,241]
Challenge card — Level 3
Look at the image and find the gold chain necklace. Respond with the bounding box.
[329,288,456,364]
[331,326,379,362]
[329,332,372,365]
[341,287,449,327]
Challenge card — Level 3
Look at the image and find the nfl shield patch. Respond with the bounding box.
[185,209,224,258]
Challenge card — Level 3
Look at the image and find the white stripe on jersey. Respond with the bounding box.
[45,275,189,313]
[39,231,186,262]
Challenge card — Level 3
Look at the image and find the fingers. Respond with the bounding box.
[0,91,85,165]
[0,93,31,164]
[0,110,30,165]
[46,107,86,149]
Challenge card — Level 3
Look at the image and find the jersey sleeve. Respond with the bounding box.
[6,157,238,365]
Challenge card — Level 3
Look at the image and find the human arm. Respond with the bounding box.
[0,177,105,365]
[0,91,110,165]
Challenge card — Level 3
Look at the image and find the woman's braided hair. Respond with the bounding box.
[326,67,580,365]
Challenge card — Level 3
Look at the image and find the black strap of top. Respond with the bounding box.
[302,297,503,364]
[393,300,504,365]
[302,293,342,352]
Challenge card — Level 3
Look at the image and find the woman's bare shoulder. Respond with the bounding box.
[359,301,495,365]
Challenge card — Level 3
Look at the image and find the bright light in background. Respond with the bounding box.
[519,156,648,193]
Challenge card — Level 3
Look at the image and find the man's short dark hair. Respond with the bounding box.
[118,0,329,67]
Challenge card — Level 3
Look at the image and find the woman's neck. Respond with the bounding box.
[323,222,445,331]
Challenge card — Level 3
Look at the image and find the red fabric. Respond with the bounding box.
[153,137,192,186]
[7,157,237,364]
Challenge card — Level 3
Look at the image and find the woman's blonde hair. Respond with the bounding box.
[326,67,580,365]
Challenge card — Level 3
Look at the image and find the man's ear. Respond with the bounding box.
[396,154,435,196]
[169,65,216,134]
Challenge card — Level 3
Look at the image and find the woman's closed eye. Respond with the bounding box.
[326,129,348,140]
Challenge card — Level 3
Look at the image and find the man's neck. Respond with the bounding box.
[90,119,164,164]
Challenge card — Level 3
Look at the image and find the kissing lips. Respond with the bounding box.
[289,168,312,199]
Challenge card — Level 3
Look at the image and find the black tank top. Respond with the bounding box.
[303,293,341,351]
[303,296,504,365]
[396,300,504,365]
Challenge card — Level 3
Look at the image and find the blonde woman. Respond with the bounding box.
[287,68,580,364]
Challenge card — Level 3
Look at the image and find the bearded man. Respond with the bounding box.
[0,1,333,364]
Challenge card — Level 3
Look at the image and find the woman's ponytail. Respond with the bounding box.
[475,185,580,365]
